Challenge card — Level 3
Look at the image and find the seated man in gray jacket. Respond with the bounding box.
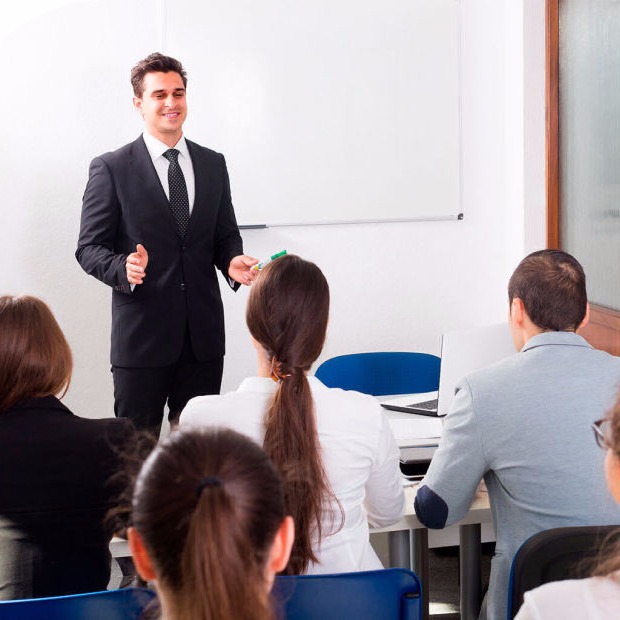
[415,249,620,620]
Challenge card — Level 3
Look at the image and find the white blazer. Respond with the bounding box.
[180,375,405,573]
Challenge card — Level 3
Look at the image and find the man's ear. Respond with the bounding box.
[267,516,295,575]
[127,526,157,582]
[510,297,525,328]
[133,97,144,115]
[578,302,590,331]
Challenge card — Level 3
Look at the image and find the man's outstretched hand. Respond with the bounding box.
[126,244,149,285]
[228,255,259,286]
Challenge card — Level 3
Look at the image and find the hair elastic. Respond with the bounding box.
[270,357,292,383]
[196,476,223,499]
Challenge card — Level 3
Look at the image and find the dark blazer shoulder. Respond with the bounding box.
[186,138,225,165]
[69,409,135,447]
[95,136,148,165]
[3,396,133,433]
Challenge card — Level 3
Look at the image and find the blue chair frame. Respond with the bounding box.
[273,568,422,620]
[314,352,440,396]
[0,587,156,620]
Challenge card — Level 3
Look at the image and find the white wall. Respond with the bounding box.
[0,0,546,418]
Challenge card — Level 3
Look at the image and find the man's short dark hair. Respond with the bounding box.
[131,53,187,98]
[508,249,587,332]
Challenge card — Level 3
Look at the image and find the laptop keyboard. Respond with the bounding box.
[408,398,438,410]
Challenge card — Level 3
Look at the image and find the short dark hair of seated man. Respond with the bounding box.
[508,248,587,332]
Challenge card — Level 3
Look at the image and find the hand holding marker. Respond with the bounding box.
[252,250,287,271]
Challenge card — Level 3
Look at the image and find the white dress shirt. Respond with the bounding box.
[142,131,195,213]
[180,375,405,574]
[515,572,620,620]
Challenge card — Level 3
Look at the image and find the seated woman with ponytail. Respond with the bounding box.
[128,427,294,620]
[181,254,404,574]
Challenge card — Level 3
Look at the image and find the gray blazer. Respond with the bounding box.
[415,331,620,619]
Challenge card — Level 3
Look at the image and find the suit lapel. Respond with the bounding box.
[186,140,213,242]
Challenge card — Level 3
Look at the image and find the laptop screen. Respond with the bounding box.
[436,322,515,415]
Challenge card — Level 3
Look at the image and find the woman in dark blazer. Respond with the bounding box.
[0,295,134,600]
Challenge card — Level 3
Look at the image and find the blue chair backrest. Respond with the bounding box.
[314,352,440,396]
[273,568,422,620]
[0,587,156,620]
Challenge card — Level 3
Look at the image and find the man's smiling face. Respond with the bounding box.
[133,71,187,145]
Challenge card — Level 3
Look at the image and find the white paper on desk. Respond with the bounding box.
[389,417,442,447]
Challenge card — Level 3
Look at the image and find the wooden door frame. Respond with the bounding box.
[546,0,620,355]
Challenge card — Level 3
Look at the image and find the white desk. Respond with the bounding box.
[372,480,492,620]
[384,408,442,444]
[373,485,492,534]
[383,407,441,468]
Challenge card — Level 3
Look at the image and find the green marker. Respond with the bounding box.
[252,250,287,271]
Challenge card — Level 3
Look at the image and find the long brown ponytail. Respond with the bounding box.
[246,254,341,574]
[131,427,286,620]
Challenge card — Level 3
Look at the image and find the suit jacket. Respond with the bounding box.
[0,396,134,599]
[76,136,243,367]
[414,331,620,620]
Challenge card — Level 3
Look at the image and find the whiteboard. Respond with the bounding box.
[168,0,462,226]
[1,0,461,228]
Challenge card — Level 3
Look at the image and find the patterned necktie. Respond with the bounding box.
[163,149,190,237]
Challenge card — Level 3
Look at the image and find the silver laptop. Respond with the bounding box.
[381,323,515,417]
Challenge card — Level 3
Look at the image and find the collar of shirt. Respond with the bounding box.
[522,330,592,353]
[142,130,190,163]
[236,375,327,393]
[142,131,195,212]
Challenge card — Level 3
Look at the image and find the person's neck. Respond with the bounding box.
[160,134,182,148]
[522,325,577,347]
[146,128,183,149]
[256,349,272,378]
[513,311,546,350]
[521,325,545,346]
[153,584,176,620]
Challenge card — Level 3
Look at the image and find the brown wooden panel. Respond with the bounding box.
[547,1,620,355]
[580,306,620,355]
[546,0,559,249]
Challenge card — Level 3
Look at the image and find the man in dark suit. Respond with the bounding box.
[76,53,257,432]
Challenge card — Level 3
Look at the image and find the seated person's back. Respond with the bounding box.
[0,295,133,600]
[181,254,405,574]
[414,250,620,619]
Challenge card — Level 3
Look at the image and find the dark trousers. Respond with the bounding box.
[112,331,223,433]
